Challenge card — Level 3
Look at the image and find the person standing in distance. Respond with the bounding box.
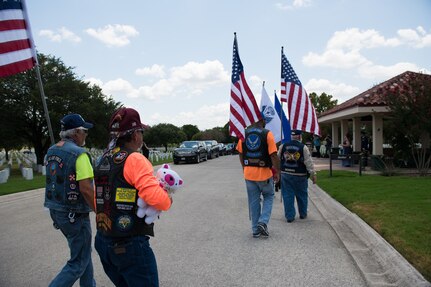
[236,119,280,238]
[94,107,172,286]
[278,130,317,223]
[44,114,96,287]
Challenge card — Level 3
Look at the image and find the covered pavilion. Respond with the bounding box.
[318,71,431,155]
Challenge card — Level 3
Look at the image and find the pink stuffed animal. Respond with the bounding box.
[136,164,183,224]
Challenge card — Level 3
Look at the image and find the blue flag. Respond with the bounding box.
[274,91,291,143]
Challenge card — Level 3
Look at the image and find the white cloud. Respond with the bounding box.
[39,27,81,43]
[305,78,360,103]
[327,28,400,51]
[357,62,421,80]
[303,49,370,68]
[135,64,166,78]
[148,103,230,130]
[85,60,229,101]
[276,0,312,10]
[397,26,431,48]
[85,24,139,47]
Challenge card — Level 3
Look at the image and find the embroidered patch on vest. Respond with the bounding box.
[246,134,261,151]
[115,187,136,203]
[116,215,133,232]
[113,151,128,164]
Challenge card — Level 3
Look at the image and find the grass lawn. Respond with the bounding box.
[0,167,45,196]
[317,170,431,282]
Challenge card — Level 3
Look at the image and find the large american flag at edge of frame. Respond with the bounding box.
[229,33,262,141]
[280,47,320,136]
[0,0,36,77]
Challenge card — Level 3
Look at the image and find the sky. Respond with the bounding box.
[26,0,431,131]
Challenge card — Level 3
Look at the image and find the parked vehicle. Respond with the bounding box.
[173,141,208,164]
[204,140,220,159]
[218,143,226,156]
[225,143,235,155]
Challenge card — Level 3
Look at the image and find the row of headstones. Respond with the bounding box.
[149,151,173,162]
[0,151,46,183]
[0,148,172,184]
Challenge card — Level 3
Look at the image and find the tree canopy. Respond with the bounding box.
[382,72,431,175]
[309,92,338,114]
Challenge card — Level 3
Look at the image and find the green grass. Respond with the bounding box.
[317,170,431,282]
[0,167,45,196]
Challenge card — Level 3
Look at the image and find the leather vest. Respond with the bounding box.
[44,139,92,213]
[94,147,154,238]
[280,140,307,175]
[242,127,271,167]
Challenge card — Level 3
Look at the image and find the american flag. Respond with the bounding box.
[280,47,320,135]
[0,0,36,77]
[229,33,261,140]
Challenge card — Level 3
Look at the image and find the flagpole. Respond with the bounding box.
[21,0,55,146]
[35,63,55,146]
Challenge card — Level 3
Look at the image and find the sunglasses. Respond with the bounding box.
[76,128,88,134]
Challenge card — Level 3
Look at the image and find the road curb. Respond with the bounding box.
[309,182,431,287]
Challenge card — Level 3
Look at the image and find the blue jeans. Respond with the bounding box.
[245,178,274,234]
[281,174,308,220]
[49,210,95,287]
[95,232,159,287]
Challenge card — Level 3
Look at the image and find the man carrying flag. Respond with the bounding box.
[230,34,279,238]
[278,47,318,224]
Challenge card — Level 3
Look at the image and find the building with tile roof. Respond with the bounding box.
[318,71,431,155]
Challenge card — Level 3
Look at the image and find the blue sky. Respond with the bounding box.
[26,0,431,130]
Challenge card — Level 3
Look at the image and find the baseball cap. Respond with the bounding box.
[291,130,302,136]
[61,114,93,131]
[109,108,148,135]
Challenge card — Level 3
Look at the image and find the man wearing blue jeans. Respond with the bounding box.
[44,114,96,287]
[278,130,316,222]
[236,120,280,238]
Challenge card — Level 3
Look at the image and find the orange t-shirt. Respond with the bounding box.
[123,152,171,211]
[236,131,277,181]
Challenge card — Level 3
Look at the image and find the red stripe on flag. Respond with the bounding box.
[301,91,310,131]
[0,57,34,77]
[0,19,27,32]
[0,39,31,54]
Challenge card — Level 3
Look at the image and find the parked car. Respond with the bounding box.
[204,140,220,159]
[173,140,208,164]
[225,143,235,155]
[218,143,226,156]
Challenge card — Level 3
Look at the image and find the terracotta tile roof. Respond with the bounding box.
[318,71,431,117]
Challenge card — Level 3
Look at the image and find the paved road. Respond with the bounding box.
[0,155,428,286]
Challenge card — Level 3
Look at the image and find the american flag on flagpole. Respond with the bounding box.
[280,47,320,136]
[229,33,262,140]
[0,0,37,77]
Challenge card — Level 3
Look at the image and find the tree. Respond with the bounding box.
[309,92,338,114]
[381,72,431,176]
[192,128,225,143]
[0,53,121,164]
[181,124,200,140]
[144,123,186,151]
